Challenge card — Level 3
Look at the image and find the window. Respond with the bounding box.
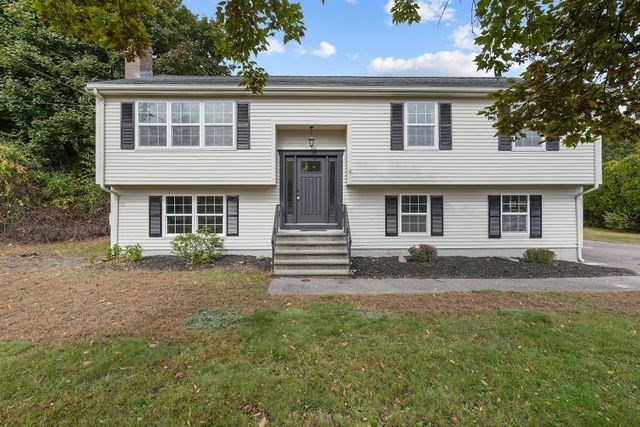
[406,102,436,147]
[166,196,193,234]
[138,102,167,146]
[204,101,233,147]
[400,195,428,233]
[137,101,235,148]
[197,196,224,234]
[165,195,225,235]
[501,195,529,233]
[514,129,542,149]
[171,102,200,147]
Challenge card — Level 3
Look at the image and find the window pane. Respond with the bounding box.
[502,214,527,233]
[204,102,233,124]
[167,196,192,214]
[286,160,294,216]
[172,126,200,147]
[138,102,167,124]
[407,103,435,125]
[197,196,223,214]
[407,126,435,146]
[171,102,200,124]
[301,161,322,172]
[515,129,541,147]
[204,126,233,147]
[502,195,528,213]
[168,216,192,234]
[401,215,427,233]
[198,216,223,234]
[401,195,427,214]
[139,126,167,147]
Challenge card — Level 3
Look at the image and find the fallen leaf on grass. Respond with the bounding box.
[289,345,296,351]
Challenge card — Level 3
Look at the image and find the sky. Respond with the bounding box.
[183,0,511,77]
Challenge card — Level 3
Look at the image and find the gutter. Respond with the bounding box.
[575,137,603,262]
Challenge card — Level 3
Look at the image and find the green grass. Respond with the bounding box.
[585,227,640,245]
[1,303,639,425]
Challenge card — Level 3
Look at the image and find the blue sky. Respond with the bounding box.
[183,0,500,77]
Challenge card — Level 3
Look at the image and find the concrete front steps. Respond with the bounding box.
[273,229,351,276]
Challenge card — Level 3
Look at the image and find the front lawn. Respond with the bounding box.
[585,227,640,245]
[1,239,639,424]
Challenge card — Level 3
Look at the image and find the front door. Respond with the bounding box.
[280,151,343,228]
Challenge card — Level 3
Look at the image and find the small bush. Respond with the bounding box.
[170,227,224,264]
[123,244,143,262]
[523,248,556,264]
[105,244,122,261]
[408,244,438,263]
[603,211,637,231]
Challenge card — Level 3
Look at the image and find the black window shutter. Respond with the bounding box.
[438,103,452,150]
[149,196,162,237]
[121,102,135,150]
[226,196,239,236]
[430,196,444,236]
[385,196,398,236]
[545,140,560,151]
[530,195,542,238]
[390,103,404,151]
[497,105,512,151]
[236,103,250,150]
[488,195,501,238]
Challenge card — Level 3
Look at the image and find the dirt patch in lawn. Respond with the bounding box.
[351,256,636,279]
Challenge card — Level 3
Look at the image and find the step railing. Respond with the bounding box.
[342,204,352,261]
[271,204,281,272]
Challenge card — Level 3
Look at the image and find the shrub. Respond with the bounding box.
[408,244,438,263]
[123,244,143,262]
[523,248,556,264]
[105,244,122,261]
[603,211,638,231]
[170,227,224,264]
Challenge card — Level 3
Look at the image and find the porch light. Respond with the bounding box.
[308,126,315,148]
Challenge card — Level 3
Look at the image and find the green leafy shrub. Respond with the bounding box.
[523,248,556,264]
[185,308,242,333]
[123,244,143,262]
[105,244,122,261]
[584,155,640,231]
[170,227,224,264]
[408,244,438,263]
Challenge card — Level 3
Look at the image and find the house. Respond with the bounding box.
[86,57,602,276]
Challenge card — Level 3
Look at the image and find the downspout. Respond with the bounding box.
[575,137,603,262]
[93,88,119,244]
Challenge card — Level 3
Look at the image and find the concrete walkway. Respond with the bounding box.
[269,275,640,295]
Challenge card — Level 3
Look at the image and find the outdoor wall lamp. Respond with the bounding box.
[308,126,315,148]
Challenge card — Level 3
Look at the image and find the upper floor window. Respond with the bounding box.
[136,101,235,149]
[204,101,234,147]
[138,102,167,147]
[501,195,529,233]
[400,195,429,233]
[406,102,437,147]
[514,129,543,149]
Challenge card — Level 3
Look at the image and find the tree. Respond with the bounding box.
[34,0,639,147]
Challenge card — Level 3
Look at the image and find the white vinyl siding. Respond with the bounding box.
[406,102,437,148]
[400,195,429,234]
[501,195,529,233]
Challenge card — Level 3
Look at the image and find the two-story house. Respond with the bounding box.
[87,60,601,276]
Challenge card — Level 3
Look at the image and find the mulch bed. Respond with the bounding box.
[103,255,272,272]
[351,256,636,279]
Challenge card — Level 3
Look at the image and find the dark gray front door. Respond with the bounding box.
[296,158,325,223]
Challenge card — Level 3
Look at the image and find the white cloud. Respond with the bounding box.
[385,0,455,23]
[265,37,286,54]
[309,41,337,58]
[346,53,360,61]
[451,24,476,51]
[367,50,491,77]
[345,0,359,3]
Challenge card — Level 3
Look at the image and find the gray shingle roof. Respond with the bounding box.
[89,75,513,88]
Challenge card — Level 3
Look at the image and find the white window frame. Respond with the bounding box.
[170,101,202,148]
[500,194,529,235]
[135,101,236,150]
[399,194,430,235]
[513,128,544,151]
[164,194,226,237]
[404,102,438,150]
[203,101,236,148]
[136,101,168,147]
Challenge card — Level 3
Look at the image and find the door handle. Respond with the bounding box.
[296,195,301,201]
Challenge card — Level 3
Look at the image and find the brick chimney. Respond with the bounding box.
[125,48,153,79]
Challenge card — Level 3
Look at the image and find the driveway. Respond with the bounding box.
[583,240,640,272]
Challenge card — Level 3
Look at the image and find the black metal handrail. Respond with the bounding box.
[271,204,281,272]
[342,204,352,261]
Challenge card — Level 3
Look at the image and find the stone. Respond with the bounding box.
[398,256,407,263]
